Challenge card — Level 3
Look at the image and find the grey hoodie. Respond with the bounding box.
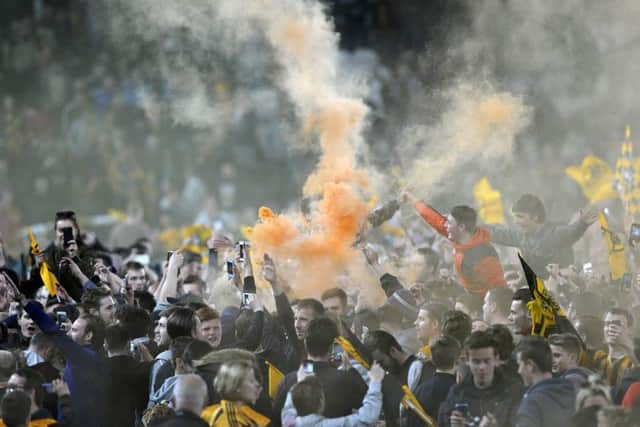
[515,377,576,427]
[282,381,382,427]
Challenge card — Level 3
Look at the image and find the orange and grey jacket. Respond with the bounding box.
[414,201,506,295]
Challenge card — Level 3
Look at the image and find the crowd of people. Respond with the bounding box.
[0,188,638,427]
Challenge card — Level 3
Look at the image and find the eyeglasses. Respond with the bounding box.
[55,210,76,220]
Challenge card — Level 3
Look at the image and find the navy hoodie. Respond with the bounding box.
[515,377,575,427]
[25,301,108,427]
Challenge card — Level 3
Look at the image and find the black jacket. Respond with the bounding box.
[272,361,367,427]
[438,370,525,427]
[151,410,209,427]
[515,377,576,427]
[408,372,456,427]
[106,355,151,427]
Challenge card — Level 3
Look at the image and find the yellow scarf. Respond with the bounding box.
[202,401,270,427]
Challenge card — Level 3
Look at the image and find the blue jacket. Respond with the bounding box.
[515,377,575,427]
[25,301,108,427]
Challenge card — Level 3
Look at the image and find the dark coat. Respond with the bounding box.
[515,377,576,427]
[438,370,525,427]
[151,410,209,427]
[106,355,151,427]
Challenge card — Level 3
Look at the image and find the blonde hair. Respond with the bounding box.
[214,360,257,401]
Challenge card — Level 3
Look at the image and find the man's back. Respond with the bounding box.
[273,362,367,427]
[107,355,151,427]
[515,377,575,427]
[408,372,456,427]
[151,410,208,427]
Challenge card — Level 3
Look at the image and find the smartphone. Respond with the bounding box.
[622,273,633,292]
[331,342,343,364]
[42,382,54,393]
[166,251,173,262]
[130,336,150,352]
[56,311,68,325]
[303,360,314,375]
[630,223,640,241]
[242,292,256,306]
[582,262,593,275]
[226,259,235,280]
[238,241,245,263]
[453,402,470,418]
[62,227,74,246]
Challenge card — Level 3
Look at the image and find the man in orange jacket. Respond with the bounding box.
[401,192,506,296]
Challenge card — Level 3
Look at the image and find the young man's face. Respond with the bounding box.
[154,316,170,346]
[467,347,497,389]
[69,318,90,346]
[516,352,535,386]
[371,349,399,373]
[550,344,574,374]
[513,212,539,233]
[603,313,630,346]
[445,215,464,242]
[322,296,346,316]
[98,296,116,325]
[294,307,315,340]
[508,300,531,334]
[199,318,222,348]
[126,268,147,291]
[18,310,39,338]
[414,309,439,345]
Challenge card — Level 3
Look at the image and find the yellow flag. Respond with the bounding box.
[28,229,58,296]
[335,336,370,370]
[598,211,627,281]
[566,155,618,204]
[400,385,436,427]
[473,177,505,224]
[265,360,284,400]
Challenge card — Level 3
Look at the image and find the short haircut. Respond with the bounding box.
[431,335,461,370]
[364,330,403,355]
[321,288,347,305]
[486,324,514,361]
[80,313,106,350]
[512,287,533,304]
[133,290,156,313]
[291,376,324,416]
[105,324,130,352]
[183,275,206,290]
[465,330,498,354]
[195,306,220,322]
[450,205,477,231]
[297,298,325,318]
[420,302,449,325]
[605,308,634,327]
[214,360,257,401]
[167,307,196,339]
[13,368,46,407]
[1,390,31,427]
[486,288,515,316]
[170,336,195,366]
[116,305,151,340]
[517,336,552,373]
[548,333,583,359]
[305,317,339,357]
[81,287,112,313]
[124,261,146,274]
[512,194,546,223]
[181,339,214,366]
[442,310,472,345]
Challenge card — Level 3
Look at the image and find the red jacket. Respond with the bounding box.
[414,201,506,295]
